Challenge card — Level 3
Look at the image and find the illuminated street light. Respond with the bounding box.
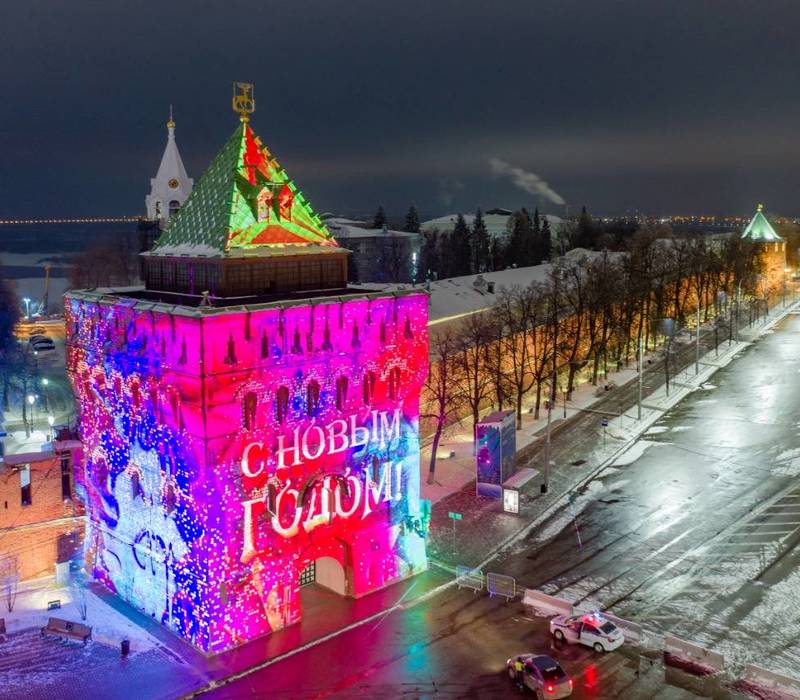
[27,394,35,405]
[22,297,31,319]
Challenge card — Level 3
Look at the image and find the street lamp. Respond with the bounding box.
[26,393,36,433]
[784,267,791,307]
[657,318,676,396]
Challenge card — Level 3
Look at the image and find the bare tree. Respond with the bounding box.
[495,285,545,428]
[422,329,464,485]
[454,313,496,452]
[554,258,588,399]
[0,555,19,613]
[68,234,139,290]
[70,573,89,621]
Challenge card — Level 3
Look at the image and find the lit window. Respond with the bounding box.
[335,376,348,410]
[306,381,320,416]
[362,371,376,405]
[276,386,290,423]
[243,392,258,430]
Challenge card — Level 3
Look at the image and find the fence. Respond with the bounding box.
[455,565,483,593]
[486,573,516,600]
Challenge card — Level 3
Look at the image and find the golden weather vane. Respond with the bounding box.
[232,82,255,122]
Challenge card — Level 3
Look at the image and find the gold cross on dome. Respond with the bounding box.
[232,82,255,122]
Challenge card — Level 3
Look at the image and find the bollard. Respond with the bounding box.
[121,639,130,657]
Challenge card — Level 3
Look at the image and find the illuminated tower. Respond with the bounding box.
[66,86,429,653]
[145,107,194,223]
[742,203,786,297]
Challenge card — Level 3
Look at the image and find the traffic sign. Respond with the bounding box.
[601,416,609,428]
[448,511,462,521]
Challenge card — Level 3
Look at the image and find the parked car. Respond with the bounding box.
[550,612,623,652]
[26,326,46,336]
[31,338,55,352]
[506,654,573,698]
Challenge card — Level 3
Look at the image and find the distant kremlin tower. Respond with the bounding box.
[741,203,786,297]
[66,84,430,653]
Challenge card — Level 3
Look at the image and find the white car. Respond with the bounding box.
[549,612,624,652]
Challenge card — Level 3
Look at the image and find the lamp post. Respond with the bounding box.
[784,267,791,307]
[657,318,675,397]
[26,393,36,433]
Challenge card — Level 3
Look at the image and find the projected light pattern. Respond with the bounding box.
[66,290,429,653]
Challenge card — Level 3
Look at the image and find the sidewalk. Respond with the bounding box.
[423,299,800,572]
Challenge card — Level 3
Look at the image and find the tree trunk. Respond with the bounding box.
[516,392,523,429]
[427,422,444,485]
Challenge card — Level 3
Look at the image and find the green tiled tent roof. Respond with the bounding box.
[152,122,336,257]
[742,204,782,242]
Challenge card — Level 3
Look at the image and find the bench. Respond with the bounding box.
[40,617,92,645]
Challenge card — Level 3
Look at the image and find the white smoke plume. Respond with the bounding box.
[489,157,565,206]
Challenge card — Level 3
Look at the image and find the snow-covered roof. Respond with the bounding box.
[742,204,782,242]
[358,248,620,325]
[326,219,419,241]
[421,211,566,237]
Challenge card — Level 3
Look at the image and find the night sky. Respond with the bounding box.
[3,1,800,219]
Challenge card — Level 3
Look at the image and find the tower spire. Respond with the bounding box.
[145,107,193,222]
[232,82,255,123]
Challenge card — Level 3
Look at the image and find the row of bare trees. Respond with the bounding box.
[423,230,764,483]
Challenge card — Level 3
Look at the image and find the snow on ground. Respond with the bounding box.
[4,577,159,655]
[644,426,669,435]
[4,429,51,455]
[611,440,660,467]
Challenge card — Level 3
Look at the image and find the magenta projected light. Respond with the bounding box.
[66,290,430,652]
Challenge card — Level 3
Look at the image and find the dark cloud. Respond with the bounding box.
[1,0,799,218]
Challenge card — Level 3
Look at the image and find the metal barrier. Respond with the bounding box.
[742,664,800,698]
[663,634,724,673]
[455,565,484,593]
[486,572,516,600]
[521,589,573,617]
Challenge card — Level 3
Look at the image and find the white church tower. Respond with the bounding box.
[145,109,193,223]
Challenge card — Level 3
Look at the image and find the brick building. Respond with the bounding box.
[0,442,84,581]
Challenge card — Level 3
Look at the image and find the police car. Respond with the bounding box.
[549,612,624,652]
[506,654,573,698]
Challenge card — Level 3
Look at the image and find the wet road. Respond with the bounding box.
[206,588,697,699]
[198,320,785,699]
[497,309,800,674]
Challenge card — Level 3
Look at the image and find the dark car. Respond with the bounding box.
[506,653,572,698]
